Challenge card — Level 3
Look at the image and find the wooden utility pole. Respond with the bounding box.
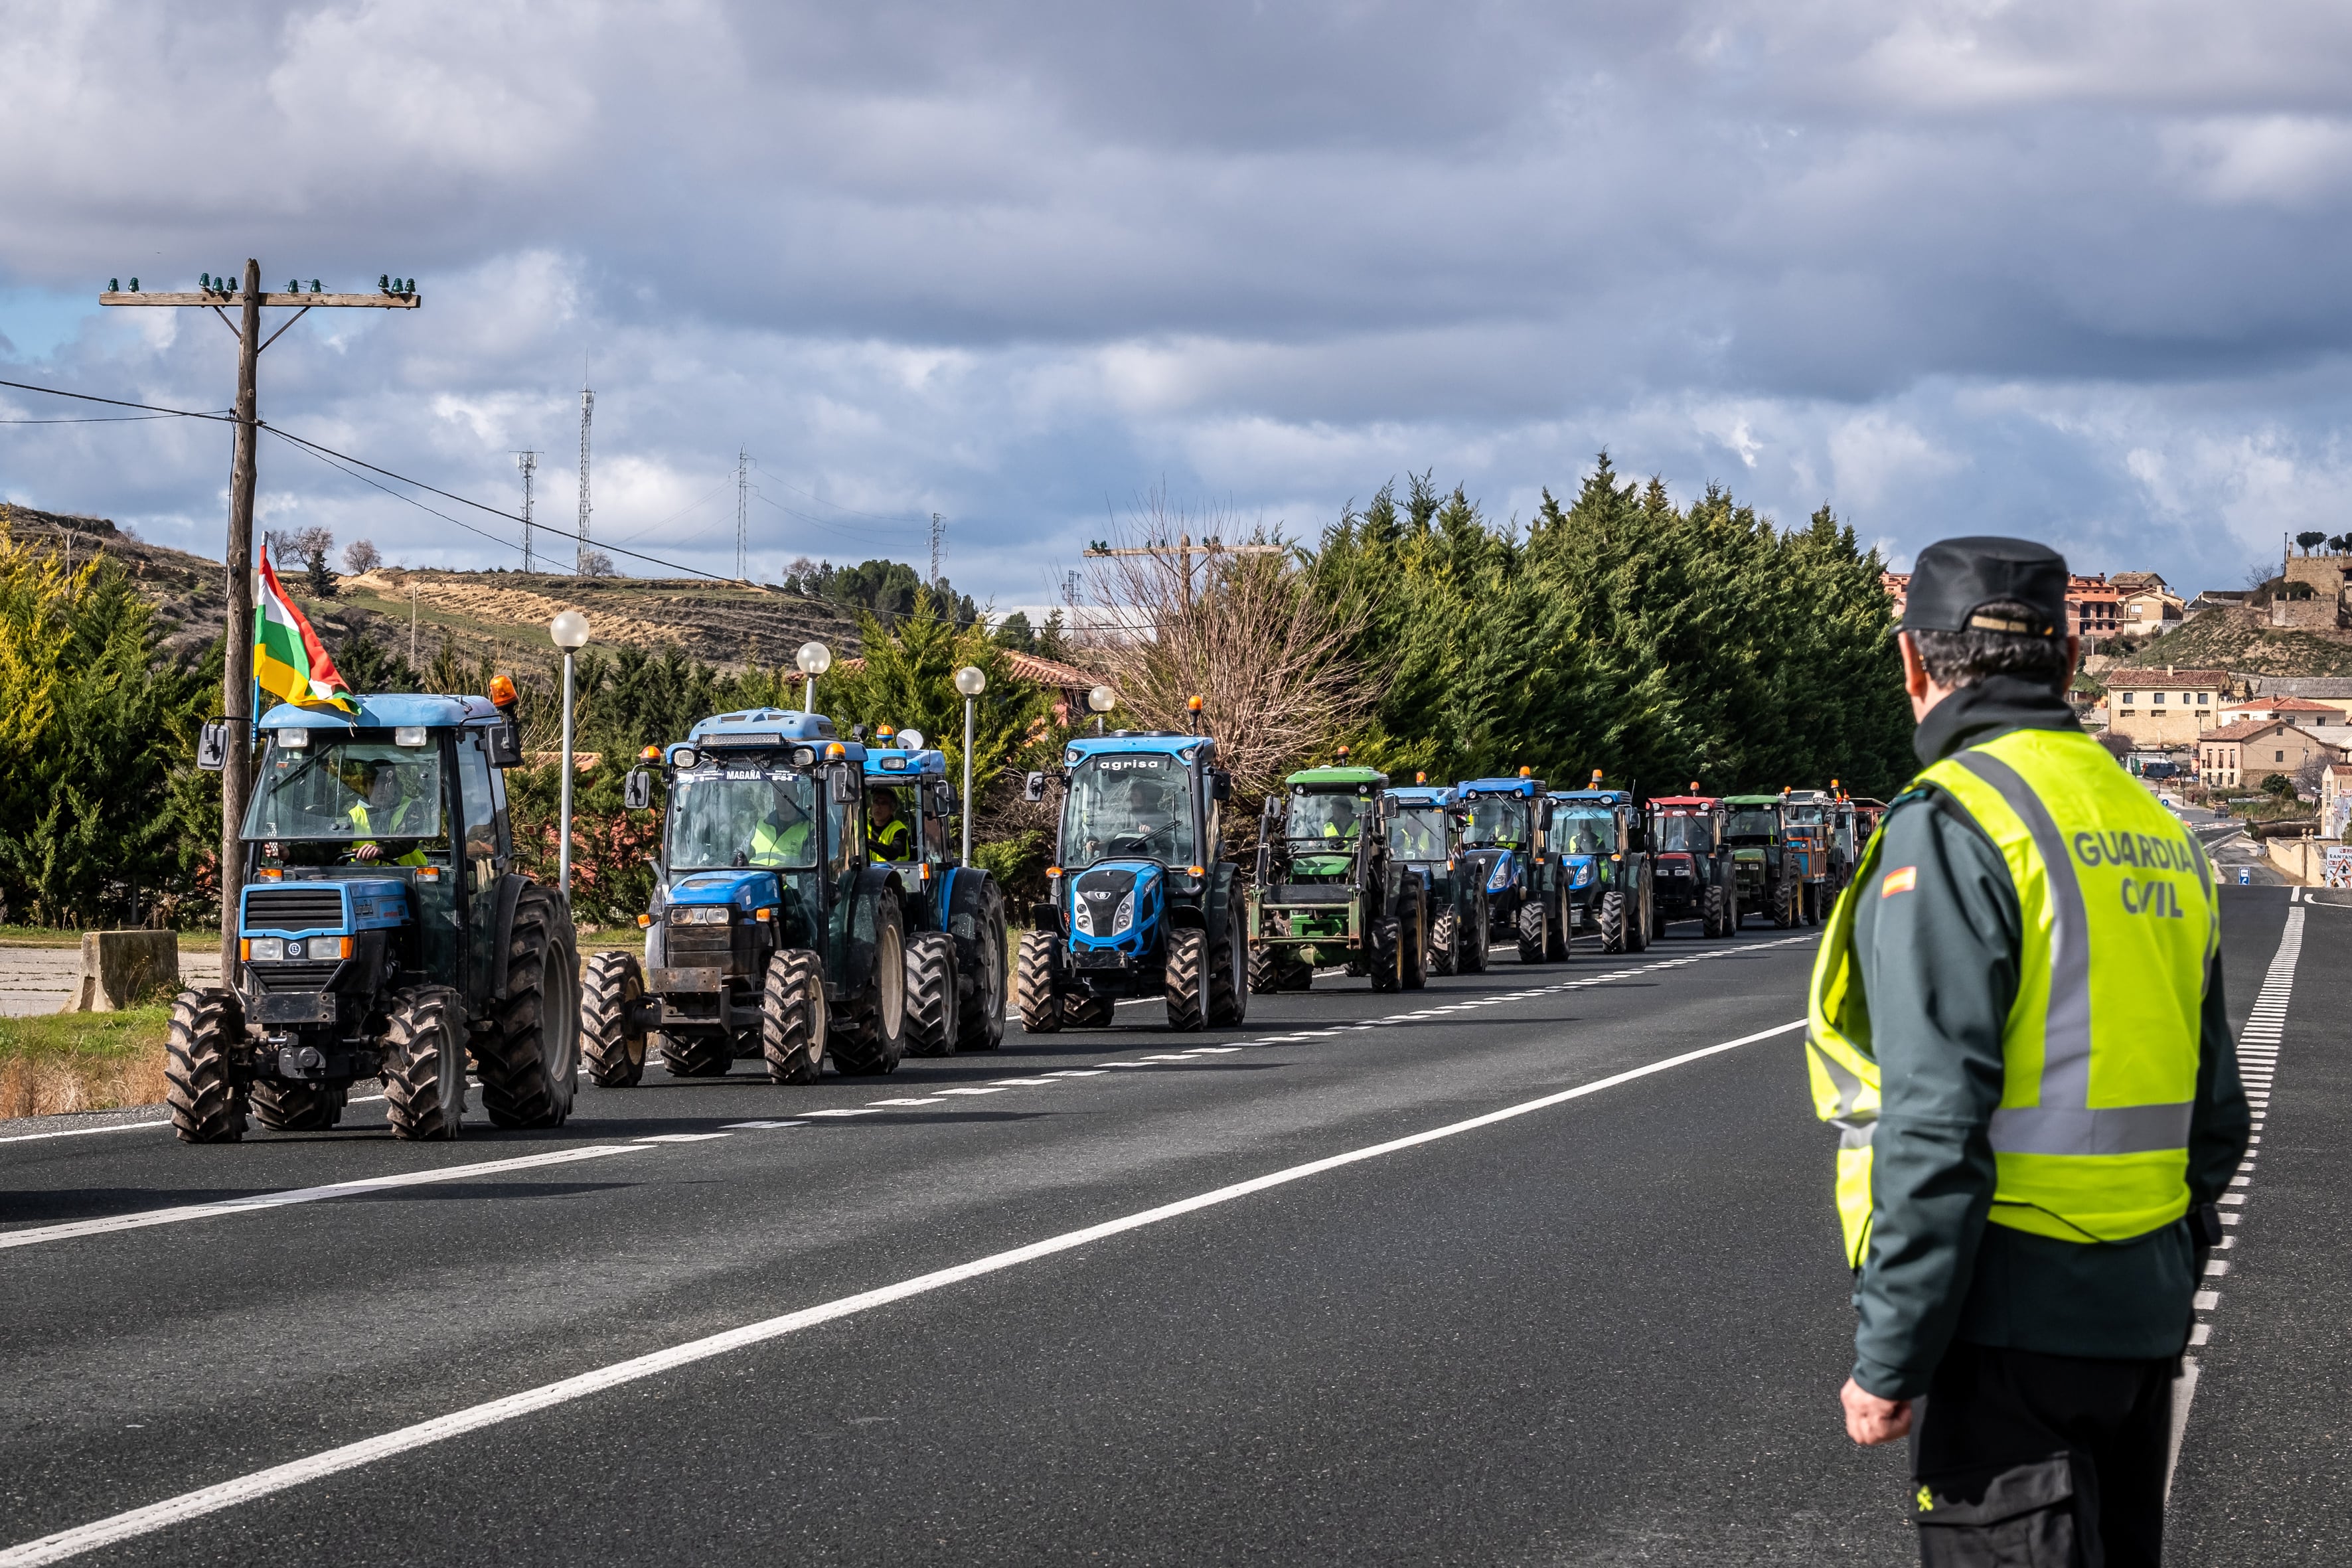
[102,262,421,971]
[1083,533,1285,615]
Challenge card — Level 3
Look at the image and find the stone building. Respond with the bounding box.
[2197,719,2341,790]
[2105,668,2239,748]
[2270,551,2351,630]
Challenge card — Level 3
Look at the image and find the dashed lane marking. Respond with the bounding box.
[0,1016,1804,1568]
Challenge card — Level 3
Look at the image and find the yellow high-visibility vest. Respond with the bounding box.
[750,817,810,866]
[867,814,911,862]
[1807,728,2218,1268]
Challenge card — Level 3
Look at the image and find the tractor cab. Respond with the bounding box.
[1384,782,1488,977]
[860,728,1007,1054]
[1455,771,1566,963]
[1719,793,1819,929]
[1549,786,1654,953]
[1246,764,1428,993]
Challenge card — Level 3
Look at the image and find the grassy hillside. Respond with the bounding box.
[2114,608,2352,678]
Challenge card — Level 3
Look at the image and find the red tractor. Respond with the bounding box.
[1643,791,1737,937]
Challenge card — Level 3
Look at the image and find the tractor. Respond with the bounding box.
[1549,785,1655,954]
[1016,727,1247,1032]
[1455,770,1567,963]
[169,686,579,1142]
[1644,791,1737,937]
[1245,764,1429,993]
[1384,781,1490,976]
[854,728,1009,1055]
[1775,789,1839,921]
[1719,794,1822,929]
[577,708,913,1087]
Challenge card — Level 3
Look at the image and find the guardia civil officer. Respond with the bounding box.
[1807,538,2249,1565]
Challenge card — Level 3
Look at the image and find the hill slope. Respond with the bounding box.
[2115,607,2352,678]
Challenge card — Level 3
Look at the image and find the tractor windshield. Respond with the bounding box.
[1653,813,1713,853]
[1285,791,1369,846]
[1391,807,1449,861]
[1061,755,1198,868]
[1460,795,1530,848]
[1784,804,1825,826]
[666,771,821,870]
[1554,809,1616,854]
[244,738,446,860]
[1724,808,1778,841]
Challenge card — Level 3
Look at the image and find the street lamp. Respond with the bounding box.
[550,611,590,896]
[797,640,832,713]
[955,665,986,866]
[1087,683,1115,736]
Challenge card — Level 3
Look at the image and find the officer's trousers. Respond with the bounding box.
[1909,1342,2174,1568]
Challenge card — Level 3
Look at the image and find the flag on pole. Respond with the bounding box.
[254,544,357,714]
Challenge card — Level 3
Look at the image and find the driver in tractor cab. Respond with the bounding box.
[749,789,813,867]
[1322,795,1361,846]
[349,763,430,866]
[866,785,912,862]
[1124,775,1176,846]
[1391,807,1440,859]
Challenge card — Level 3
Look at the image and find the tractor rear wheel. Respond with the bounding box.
[165,988,246,1144]
[659,1030,733,1077]
[1209,905,1248,1026]
[1599,891,1627,954]
[1771,878,1797,929]
[1165,926,1210,1029]
[1064,992,1115,1027]
[1626,888,1648,953]
[580,951,648,1087]
[830,893,907,1076]
[1545,888,1571,962]
[1804,882,1822,927]
[1368,916,1405,992]
[1249,941,1283,994]
[1703,884,1730,937]
[1463,892,1490,973]
[1427,908,1458,976]
[1401,894,1428,991]
[1515,900,1547,964]
[759,949,827,1083]
[479,885,579,1129]
[953,880,1007,1052]
[252,1079,345,1132]
[1016,930,1063,1033]
[903,931,959,1057]
[383,986,465,1141]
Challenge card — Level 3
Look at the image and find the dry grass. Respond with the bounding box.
[0,1005,172,1119]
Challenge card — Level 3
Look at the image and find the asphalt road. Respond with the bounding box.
[0,892,2337,1565]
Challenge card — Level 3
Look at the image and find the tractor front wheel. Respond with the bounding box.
[383,986,465,1141]
[1401,894,1429,991]
[580,951,648,1087]
[1599,892,1627,954]
[1703,884,1730,938]
[1165,926,1210,1030]
[1427,908,1458,977]
[1209,905,1248,1026]
[1016,930,1063,1033]
[953,881,1008,1052]
[252,1079,345,1133]
[759,949,827,1084]
[1772,878,1797,929]
[1248,941,1283,994]
[830,893,907,1076]
[903,931,959,1057]
[1368,916,1405,992]
[1463,891,1491,973]
[659,1030,732,1078]
[1515,900,1547,965]
[480,885,580,1129]
[165,988,246,1144]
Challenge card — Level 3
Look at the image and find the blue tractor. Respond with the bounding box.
[858,728,1008,1054]
[578,708,909,1085]
[169,689,579,1142]
[1018,729,1247,1032]
[1549,785,1655,954]
[1383,781,1490,976]
[1455,770,1567,964]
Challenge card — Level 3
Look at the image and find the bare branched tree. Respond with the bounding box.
[1077,493,1364,813]
[342,539,382,574]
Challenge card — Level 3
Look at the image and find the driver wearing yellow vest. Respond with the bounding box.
[349,765,430,866]
[866,787,912,862]
[748,794,813,867]
[1321,795,1360,845]
[1810,538,2248,1567]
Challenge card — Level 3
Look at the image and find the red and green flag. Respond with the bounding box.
[254,544,357,714]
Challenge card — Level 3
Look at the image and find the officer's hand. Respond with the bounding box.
[1840,1377,1912,1445]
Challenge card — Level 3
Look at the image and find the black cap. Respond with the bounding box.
[1901,536,2069,638]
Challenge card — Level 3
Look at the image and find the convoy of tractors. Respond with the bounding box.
[163,682,1875,1143]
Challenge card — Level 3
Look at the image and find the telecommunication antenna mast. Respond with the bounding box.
[576,380,594,574]
[929,511,945,589]
[737,450,749,580]
[514,450,538,571]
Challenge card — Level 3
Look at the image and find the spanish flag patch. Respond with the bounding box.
[1881,866,1917,898]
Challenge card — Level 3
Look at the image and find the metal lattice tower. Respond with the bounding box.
[576,383,594,574]
[737,450,749,580]
[929,512,945,589]
[514,450,538,572]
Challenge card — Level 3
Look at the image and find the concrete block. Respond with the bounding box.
[71,929,181,1012]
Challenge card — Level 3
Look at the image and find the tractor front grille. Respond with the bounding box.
[250,961,343,992]
[245,885,345,932]
[665,925,736,967]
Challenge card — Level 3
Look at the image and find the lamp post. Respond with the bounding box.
[550,611,591,896]
[796,640,832,714]
[1087,683,1116,736]
[954,665,986,865]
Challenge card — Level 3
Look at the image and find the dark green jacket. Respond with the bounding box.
[1849,674,2251,1398]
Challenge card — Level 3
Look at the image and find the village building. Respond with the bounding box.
[2197,718,2341,791]
[2104,668,2238,748]
[2110,572,2185,639]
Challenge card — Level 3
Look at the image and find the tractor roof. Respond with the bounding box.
[263,694,500,730]
[1720,793,1783,807]
[1386,785,1458,807]
[1552,789,1633,807]
[864,745,947,779]
[1286,765,1386,788]
[1064,733,1217,764]
[686,709,836,744]
[1648,795,1718,809]
[1459,775,1544,797]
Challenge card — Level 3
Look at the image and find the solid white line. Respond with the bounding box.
[0,1015,1804,1567]
[0,1119,169,1145]
[0,1146,649,1252]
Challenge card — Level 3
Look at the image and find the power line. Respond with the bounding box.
[0,410,222,424]
[747,457,931,528]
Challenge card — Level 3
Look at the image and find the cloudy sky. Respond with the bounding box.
[4,1,2351,605]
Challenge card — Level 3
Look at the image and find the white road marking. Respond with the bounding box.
[932,1087,1008,1097]
[0,1146,650,1252]
[1043,1069,1106,1078]
[0,1119,169,1145]
[801,1108,885,1118]
[866,1097,944,1107]
[0,1014,1804,1568]
[987,1078,1063,1086]
[720,1121,805,1131]
[631,1133,731,1144]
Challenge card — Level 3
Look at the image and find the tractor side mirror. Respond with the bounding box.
[938,786,959,818]
[623,769,653,811]
[1211,769,1231,803]
[828,765,861,805]
[196,719,233,771]
[487,720,525,769]
[1024,771,1048,803]
[1378,795,1399,819]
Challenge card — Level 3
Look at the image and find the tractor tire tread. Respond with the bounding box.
[382,986,465,1141]
[1017,929,1063,1033]
[165,988,246,1143]
[1165,926,1209,1030]
[479,884,577,1129]
[580,951,647,1087]
[903,931,958,1056]
[761,949,826,1083]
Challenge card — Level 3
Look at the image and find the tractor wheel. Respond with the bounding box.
[1280,956,1314,990]
[903,931,959,1057]
[1804,882,1822,927]
[1368,916,1405,992]
[1209,905,1249,1026]
[1515,900,1547,965]
[1064,992,1115,1028]
[952,880,1007,1052]
[580,951,648,1087]
[759,949,827,1084]
[1771,878,1796,929]
[659,1030,733,1078]
[1016,929,1063,1033]
[830,892,907,1076]
[1401,894,1429,991]
[252,1079,346,1133]
[1248,941,1283,994]
[1165,925,1210,1030]
[1427,908,1458,977]
[1545,888,1572,962]
[1626,888,1649,953]
[1599,891,1627,954]
[165,988,246,1144]
[479,885,580,1129]
[383,986,466,1141]
[1703,884,1730,938]
[1463,892,1490,973]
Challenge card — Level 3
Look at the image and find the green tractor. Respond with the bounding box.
[1719,793,1824,929]
[1247,763,1429,993]
[171,689,578,1142]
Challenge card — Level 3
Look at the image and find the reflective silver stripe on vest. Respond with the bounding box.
[1986,1101,2193,1155]
[1808,1041,1869,1120]
[1950,749,2095,1114]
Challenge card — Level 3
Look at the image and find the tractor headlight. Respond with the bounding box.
[1486,857,1512,892]
[670,905,730,925]
[1112,891,1136,933]
[1571,862,1596,888]
[248,937,284,962]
